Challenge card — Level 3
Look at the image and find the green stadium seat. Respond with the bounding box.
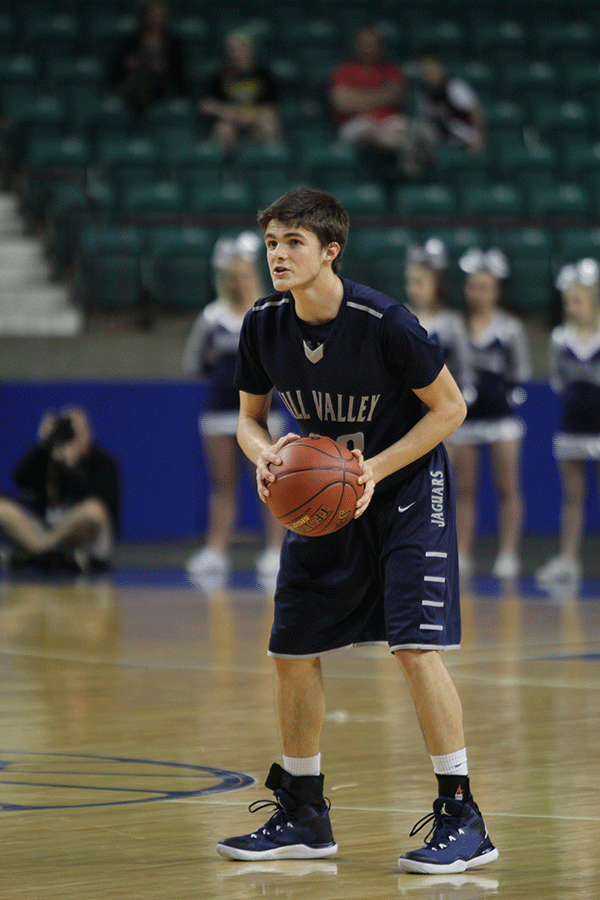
[232,141,292,190]
[0,14,15,57]
[502,61,557,113]
[82,95,131,146]
[0,55,38,120]
[270,59,303,100]
[148,226,213,308]
[393,184,455,218]
[46,180,116,267]
[350,227,417,299]
[460,183,523,217]
[334,183,388,216]
[532,101,591,155]
[484,100,526,146]
[145,105,198,155]
[97,137,162,193]
[499,144,558,194]
[283,19,337,53]
[489,228,553,310]
[410,21,466,61]
[76,226,143,308]
[10,95,67,160]
[168,140,224,191]
[88,11,136,57]
[433,146,491,193]
[121,180,183,216]
[534,22,595,65]
[561,140,600,179]
[450,61,496,104]
[24,13,80,65]
[300,142,361,189]
[557,228,600,261]
[527,183,590,217]
[170,15,210,66]
[426,227,486,305]
[472,21,528,67]
[190,181,255,216]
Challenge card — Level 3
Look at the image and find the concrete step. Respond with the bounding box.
[0,237,48,270]
[0,304,83,336]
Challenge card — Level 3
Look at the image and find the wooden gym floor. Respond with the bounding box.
[0,564,599,900]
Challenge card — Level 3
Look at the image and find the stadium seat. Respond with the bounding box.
[409,21,466,62]
[190,181,255,216]
[170,15,210,67]
[393,184,455,218]
[534,22,595,66]
[472,21,528,67]
[500,144,559,194]
[433,146,491,194]
[24,13,80,66]
[168,140,224,191]
[121,181,183,216]
[450,61,496,104]
[87,11,136,59]
[483,100,526,149]
[427,227,487,305]
[10,95,67,160]
[351,227,417,299]
[489,228,553,310]
[75,226,143,308]
[232,142,292,192]
[145,99,198,154]
[334,183,388,216]
[46,180,116,267]
[300,142,361,190]
[82,95,131,147]
[0,13,15,57]
[557,228,600,261]
[97,137,162,194]
[527,183,590,217]
[148,226,213,308]
[532,101,591,156]
[460,183,523,217]
[502,61,557,113]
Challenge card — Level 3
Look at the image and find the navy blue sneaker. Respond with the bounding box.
[217,764,338,861]
[399,797,498,874]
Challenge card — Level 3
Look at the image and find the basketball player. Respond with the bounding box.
[216,189,498,874]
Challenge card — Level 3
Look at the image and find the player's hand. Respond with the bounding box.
[352,450,375,517]
[255,433,300,503]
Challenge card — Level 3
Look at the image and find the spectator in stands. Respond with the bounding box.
[328,25,433,178]
[111,0,186,120]
[415,50,485,154]
[536,259,600,590]
[198,29,281,157]
[0,407,119,574]
[404,238,475,409]
[449,248,531,580]
[182,232,285,587]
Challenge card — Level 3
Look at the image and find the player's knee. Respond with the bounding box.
[394,647,437,675]
[77,497,111,527]
[273,656,319,681]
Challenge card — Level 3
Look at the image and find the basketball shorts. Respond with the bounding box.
[268,444,460,658]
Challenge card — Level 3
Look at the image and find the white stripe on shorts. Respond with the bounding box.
[422,600,444,607]
[426,551,448,558]
[420,624,444,631]
[424,575,446,583]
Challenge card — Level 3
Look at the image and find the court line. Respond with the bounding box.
[1,644,599,690]
[173,795,600,823]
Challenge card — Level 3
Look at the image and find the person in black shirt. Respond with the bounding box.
[111,0,186,119]
[198,29,281,156]
[416,51,485,153]
[0,407,119,573]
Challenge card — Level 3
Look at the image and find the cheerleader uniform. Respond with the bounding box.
[549,322,600,460]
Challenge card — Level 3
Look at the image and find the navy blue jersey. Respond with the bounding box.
[183,299,244,411]
[234,278,444,487]
[466,311,531,421]
[549,324,600,435]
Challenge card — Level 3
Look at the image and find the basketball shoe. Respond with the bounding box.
[217,763,338,861]
[399,796,498,874]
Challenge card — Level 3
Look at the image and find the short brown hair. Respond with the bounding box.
[257,189,350,274]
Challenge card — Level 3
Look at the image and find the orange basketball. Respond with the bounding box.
[266,436,364,536]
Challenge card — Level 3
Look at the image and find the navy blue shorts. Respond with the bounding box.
[268,444,460,658]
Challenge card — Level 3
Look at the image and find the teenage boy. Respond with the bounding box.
[217,189,498,874]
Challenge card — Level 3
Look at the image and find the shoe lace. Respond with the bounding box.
[246,796,331,837]
[409,808,464,849]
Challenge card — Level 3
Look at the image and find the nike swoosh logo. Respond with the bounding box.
[398,502,416,513]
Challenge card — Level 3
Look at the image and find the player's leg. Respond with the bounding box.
[488,438,522,578]
[452,442,478,575]
[187,433,237,578]
[0,497,48,554]
[217,655,337,861]
[44,498,112,552]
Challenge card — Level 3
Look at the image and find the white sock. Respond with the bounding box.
[430,748,468,776]
[283,753,321,777]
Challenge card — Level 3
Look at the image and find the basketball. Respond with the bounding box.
[266,436,364,536]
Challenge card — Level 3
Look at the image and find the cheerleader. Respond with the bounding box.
[536,258,600,587]
[404,237,475,407]
[182,231,284,584]
[450,247,532,579]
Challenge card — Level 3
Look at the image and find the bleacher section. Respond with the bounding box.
[3,0,600,315]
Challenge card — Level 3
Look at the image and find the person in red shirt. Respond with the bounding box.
[329,26,431,178]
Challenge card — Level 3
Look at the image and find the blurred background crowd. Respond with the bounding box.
[0,0,599,586]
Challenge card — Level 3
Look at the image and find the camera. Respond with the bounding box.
[47,415,76,447]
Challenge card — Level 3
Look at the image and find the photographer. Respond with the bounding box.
[0,407,119,573]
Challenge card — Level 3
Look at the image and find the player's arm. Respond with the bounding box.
[368,365,466,485]
[237,390,300,503]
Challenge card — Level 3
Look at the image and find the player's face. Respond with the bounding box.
[264,221,334,292]
[464,270,500,312]
[405,263,437,311]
